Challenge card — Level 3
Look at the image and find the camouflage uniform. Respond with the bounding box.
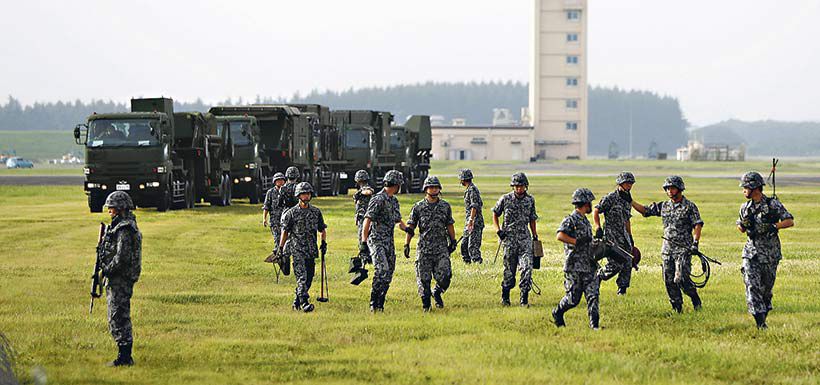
[408,197,455,305]
[642,197,704,309]
[365,188,402,308]
[595,190,634,288]
[493,192,538,296]
[102,211,142,347]
[263,185,283,247]
[354,183,374,264]
[281,198,327,308]
[738,195,792,315]
[277,181,299,214]
[461,183,484,263]
[555,210,600,328]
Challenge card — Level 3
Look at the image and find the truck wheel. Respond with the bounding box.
[157,187,171,212]
[185,179,195,209]
[89,191,105,213]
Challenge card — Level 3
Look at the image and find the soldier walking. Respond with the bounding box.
[631,176,704,313]
[736,171,794,329]
[278,182,327,312]
[263,172,287,249]
[593,171,636,295]
[459,169,484,264]
[361,170,412,312]
[404,176,457,312]
[552,188,601,329]
[350,170,375,283]
[100,191,142,366]
[492,173,539,307]
[277,166,301,214]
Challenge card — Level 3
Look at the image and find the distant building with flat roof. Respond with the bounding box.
[431,126,535,161]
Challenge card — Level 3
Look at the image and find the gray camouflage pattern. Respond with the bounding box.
[462,183,484,262]
[408,197,455,298]
[493,192,538,291]
[101,212,141,345]
[741,259,778,314]
[555,271,600,326]
[106,283,134,345]
[277,181,299,215]
[556,211,597,273]
[365,189,403,297]
[280,205,327,260]
[292,257,316,304]
[264,186,283,246]
[354,184,374,262]
[595,190,634,287]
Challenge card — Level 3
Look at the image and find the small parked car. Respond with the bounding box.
[6,157,34,169]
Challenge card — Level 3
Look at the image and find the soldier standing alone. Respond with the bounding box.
[263,172,287,250]
[631,176,704,313]
[278,182,327,312]
[736,171,794,329]
[100,191,142,366]
[459,169,484,264]
[552,188,601,329]
[404,176,457,311]
[593,171,636,295]
[492,173,539,307]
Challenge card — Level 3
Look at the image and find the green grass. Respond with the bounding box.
[1,169,819,384]
[0,130,80,162]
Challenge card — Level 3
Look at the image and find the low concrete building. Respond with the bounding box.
[431,126,535,161]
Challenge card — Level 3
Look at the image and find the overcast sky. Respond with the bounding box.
[2,0,819,126]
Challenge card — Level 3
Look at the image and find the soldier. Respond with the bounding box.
[552,188,601,329]
[631,176,704,313]
[492,172,539,307]
[459,169,484,264]
[263,172,287,249]
[404,176,457,312]
[100,191,142,366]
[361,170,412,312]
[353,170,375,266]
[278,182,327,312]
[276,166,301,215]
[593,171,635,295]
[736,171,794,329]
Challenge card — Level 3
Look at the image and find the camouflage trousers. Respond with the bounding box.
[292,256,316,304]
[662,254,700,307]
[270,223,282,251]
[556,271,600,325]
[106,282,134,345]
[357,221,371,264]
[741,258,779,315]
[368,239,397,299]
[599,239,633,289]
[415,252,452,298]
[502,240,533,292]
[460,226,483,262]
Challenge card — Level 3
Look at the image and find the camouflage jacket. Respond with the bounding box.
[595,190,632,247]
[463,183,484,228]
[408,198,455,255]
[353,184,374,225]
[642,197,704,256]
[364,189,402,244]
[263,186,283,221]
[738,195,793,263]
[557,210,597,273]
[276,181,299,213]
[281,204,327,259]
[492,191,538,243]
[101,212,142,285]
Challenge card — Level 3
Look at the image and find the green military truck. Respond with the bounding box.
[74,98,233,212]
[175,112,234,207]
[287,104,345,196]
[212,115,264,204]
[333,110,396,192]
[390,115,432,193]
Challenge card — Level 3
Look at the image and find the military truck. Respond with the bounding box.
[175,111,234,207]
[391,115,432,193]
[209,105,344,197]
[74,98,233,212]
[333,110,397,192]
[287,104,345,196]
[213,115,264,204]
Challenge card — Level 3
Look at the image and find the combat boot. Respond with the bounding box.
[421,296,432,312]
[462,257,472,264]
[617,287,627,296]
[753,313,768,329]
[369,290,379,313]
[671,303,683,314]
[301,302,315,313]
[292,296,302,311]
[519,291,529,308]
[551,307,566,327]
[501,289,511,307]
[432,288,444,309]
[108,343,134,367]
[589,315,600,330]
[474,257,483,264]
[691,294,703,311]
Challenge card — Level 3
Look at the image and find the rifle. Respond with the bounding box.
[89,222,106,314]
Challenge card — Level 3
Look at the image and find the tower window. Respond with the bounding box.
[566,122,578,131]
[566,56,579,64]
[567,10,581,21]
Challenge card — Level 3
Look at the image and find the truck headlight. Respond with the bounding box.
[245,163,257,169]
[243,176,252,182]
[83,167,91,175]
[155,166,167,173]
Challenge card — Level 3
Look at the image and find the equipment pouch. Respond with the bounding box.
[532,239,544,270]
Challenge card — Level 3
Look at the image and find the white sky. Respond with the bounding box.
[2,0,819,125]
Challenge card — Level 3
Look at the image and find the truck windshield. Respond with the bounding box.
[229,121,252,145]
[390,130,405,149]
[87,119,160,147]
[345,129,369,149]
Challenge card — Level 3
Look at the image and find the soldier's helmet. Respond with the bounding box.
[571,188,596,205]
[383,170,404,186]
[616,171,636,185]
[273,172,286,182]
[294,182,314,197]
[663,175,686,191]
[510,172,529,187]
[104,191,134,211]
[740,171,765,190]
[354,170,370,182]
[422,176,442,191]
[458,169,474,181]
[285,166,300,180]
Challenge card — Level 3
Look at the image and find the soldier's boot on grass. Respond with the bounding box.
[551,307,566,327]
[369,290,379,313]
[501,288,511,307]
[433,287,444,309]
[108,343,134,367]
[617,287,627,296]
[520,290,529,308]
[421,296,432,312]
[292,296,302,311]
[691,293,703,311]
[671,302,683,314]
[754,313,768,329]
[589,315,600,330]
[375,286,388,312]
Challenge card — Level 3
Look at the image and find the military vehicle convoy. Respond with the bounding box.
[76,98,431,211]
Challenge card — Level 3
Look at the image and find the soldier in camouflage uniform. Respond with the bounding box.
[593,171,636,295]
[492,173,539,307]
[459,169,484,264]
[362,170,411,312]
[736,171,794,329]
[279,182,327,312]
[552,188,601,329]
[276,166,301,216]
[632,176,704,313]
[263,172,287,249]
[405,176,457,311]
[101,191,142,366]
[353,170,375,266]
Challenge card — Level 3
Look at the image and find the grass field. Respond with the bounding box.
[1,163,818,384]
[0,130,79,162]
